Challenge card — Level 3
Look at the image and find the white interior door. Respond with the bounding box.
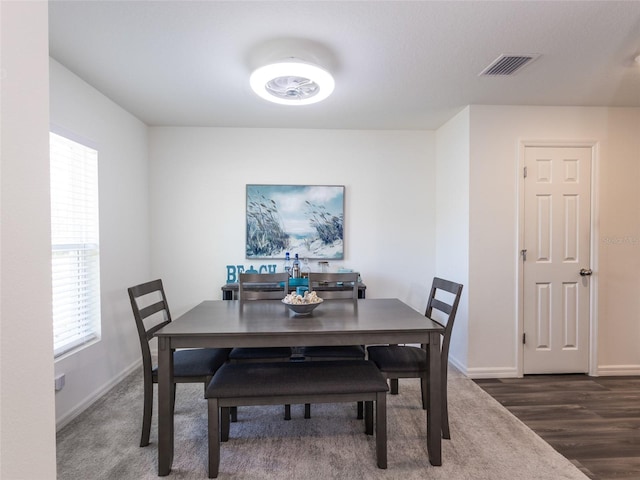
[523,146,592,374]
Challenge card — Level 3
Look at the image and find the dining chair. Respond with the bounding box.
[301,272,364,360]
[367,277,463,439]
[228,272,293,363]
[229,272,293,419]
[301,272,365,418]
[128,279,231,447]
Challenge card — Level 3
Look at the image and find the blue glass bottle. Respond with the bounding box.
[283,252,291,277]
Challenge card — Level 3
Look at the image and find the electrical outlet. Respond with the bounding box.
[54,373,65,391]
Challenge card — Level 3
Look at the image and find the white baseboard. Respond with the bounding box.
[452,362,640,378]
[595,364,640,376]
[56,359,142,431]
[448,355,519,379]
[464,366,520,379]
[448,355,468,376]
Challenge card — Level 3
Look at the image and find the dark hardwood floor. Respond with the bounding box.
[474,375,640,480]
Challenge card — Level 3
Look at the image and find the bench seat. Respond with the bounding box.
[205,360,388,478]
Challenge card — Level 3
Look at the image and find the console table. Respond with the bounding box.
[221,281,366,300]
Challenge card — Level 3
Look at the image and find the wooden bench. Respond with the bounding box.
[205,360,388,478]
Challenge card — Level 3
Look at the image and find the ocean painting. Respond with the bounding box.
[246,184,344,259]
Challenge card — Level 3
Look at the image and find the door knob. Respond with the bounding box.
[579,268,593,276]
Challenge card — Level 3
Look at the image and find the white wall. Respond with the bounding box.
[466,105,640,377]
[148,127,436,317]
[435,108,470,370]
[50,59,151,427]
[593,108,640,375]
[0,1,57,477]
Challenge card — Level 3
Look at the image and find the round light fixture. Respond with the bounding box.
[250,60,335,106]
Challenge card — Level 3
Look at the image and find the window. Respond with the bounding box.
[50,132,101,357]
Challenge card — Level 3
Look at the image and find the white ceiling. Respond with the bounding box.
[48,0,640,130]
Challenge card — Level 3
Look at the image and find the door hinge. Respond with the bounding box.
[523,333,526,345]
[521,249,527,261]
[524,166,528,178]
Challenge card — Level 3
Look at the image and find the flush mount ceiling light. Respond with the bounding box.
[250,60,335,106]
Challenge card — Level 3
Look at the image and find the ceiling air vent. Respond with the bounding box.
[480,54,540,76]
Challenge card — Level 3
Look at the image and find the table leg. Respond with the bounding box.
[158,337,174,475]
[426,332,442,466]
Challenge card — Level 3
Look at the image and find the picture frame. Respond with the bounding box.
[246,184,345,259]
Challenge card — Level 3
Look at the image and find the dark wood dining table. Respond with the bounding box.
[155,298,444,476]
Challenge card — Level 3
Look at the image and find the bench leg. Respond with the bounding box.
[357,401,364,419]
[365,401,373,435]
[230,406,237,422]
[284,404,291,420]
[304,403,311,419]
[376,392,387,469]
[208,399,220,478]
[390,378,399,395]
[210,394,384,473]
[221,407,230,442]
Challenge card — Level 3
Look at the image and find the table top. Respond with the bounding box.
[156,298,442,348]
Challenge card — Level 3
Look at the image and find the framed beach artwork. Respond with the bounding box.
[246,184,345,259]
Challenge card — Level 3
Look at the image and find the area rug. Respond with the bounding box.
[57,367,589,479]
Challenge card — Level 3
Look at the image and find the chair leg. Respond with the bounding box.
[442,397,451,439]
[140,379,154,447]
[304,403,311,419]
[442,367,450,439]
[221,407,230,442]
[203,375,212,397]
[284,404,291,420]
[420,376,428,410]
[230,406,237,422]
[421,372,450,438]
[208,399,220,478]
[390,378,399,395]
[376,392,387,469]
[357,401,364,419]
[365,401,373,435]
[171,383,177,412]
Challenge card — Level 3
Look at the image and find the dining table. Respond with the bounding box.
[154,297,444,476]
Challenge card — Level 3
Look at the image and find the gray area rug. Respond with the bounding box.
[57,367,589,479]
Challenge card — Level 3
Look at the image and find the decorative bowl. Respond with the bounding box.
[282,298,323,316]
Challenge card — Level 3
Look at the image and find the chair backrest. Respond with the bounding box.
[238,272,289,301]
[128,279,172,374]
[308,272,359,300]
[425,277,463,362]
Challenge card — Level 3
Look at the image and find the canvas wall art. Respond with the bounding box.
[246,184,344,259]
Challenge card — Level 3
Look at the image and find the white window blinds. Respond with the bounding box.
[50,132,101,357]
